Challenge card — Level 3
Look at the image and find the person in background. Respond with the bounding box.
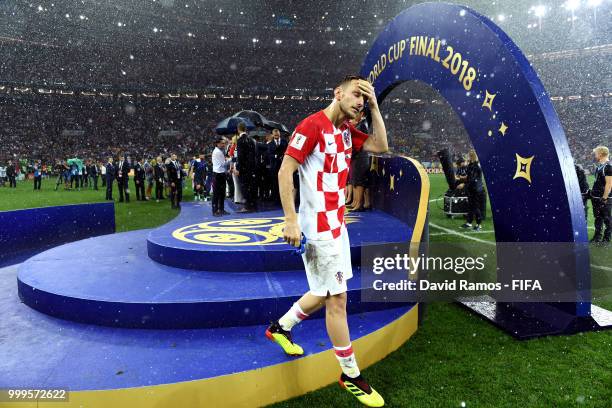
[190,153,207,201]
[134,158,146,201]
[0,163,6,187]
[33,160,42,190]
[89,159,99,190]
[167,153,183,209]
[235,121,258,212]
[225,137,235,200]
[153,156,165,202]
[575,163,589,221]
[229,135,243,205]
[268,128,287,202]
[100,159,107,188]
[590,145,612,245]
[144,158,154,200]
[116,153,130,203]
[6,160,16,188]
[81,161,88,188]
[105,157,115,201]
[346,110,371,211]
[458,150,485,231]
[212,137,230,216]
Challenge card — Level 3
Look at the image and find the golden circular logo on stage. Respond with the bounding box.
[172,215,359,246]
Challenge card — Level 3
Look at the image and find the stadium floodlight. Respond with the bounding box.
[533,5,546,18]
[587,0,602,24]
[497,14,506,22]
[564,0,580,11]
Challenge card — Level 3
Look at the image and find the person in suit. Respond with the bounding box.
[235,122,258,212]
[116,154,130,203]
[144,158,154,200]
[458,150,486,231]
[153,156,165,202]
[100,160,107,188]
[167,153,183,209]
[253,135,269,201]
[268,128,287,202]
[105,157,115,200]
[134,158,146,201]
[6,160,16,188]
[88,159,99,190]
[575,164,589,221]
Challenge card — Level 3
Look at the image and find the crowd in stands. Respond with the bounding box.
[0,92,609,188]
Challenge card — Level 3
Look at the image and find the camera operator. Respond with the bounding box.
[575,164,589,221]
[457,150,485,231]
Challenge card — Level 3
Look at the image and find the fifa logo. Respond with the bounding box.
[335,271,344,283]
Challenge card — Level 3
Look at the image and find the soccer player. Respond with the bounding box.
[266,75,388,407]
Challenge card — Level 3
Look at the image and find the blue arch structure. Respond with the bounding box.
[361,2,611,338]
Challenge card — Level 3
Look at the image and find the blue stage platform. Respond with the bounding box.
[17,202,413,329]
[147,201,413,271]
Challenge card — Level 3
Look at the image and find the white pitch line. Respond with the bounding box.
[429,197,443,202]
[592,264,612,272]
[430,223,611,272]
[429,222,495,245]
[430,230,494,236]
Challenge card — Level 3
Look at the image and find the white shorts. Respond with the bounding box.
[301,227,353,296]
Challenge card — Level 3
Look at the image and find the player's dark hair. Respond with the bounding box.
[336,74,367,89]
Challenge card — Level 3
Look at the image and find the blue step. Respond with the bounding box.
[146,202,413,271]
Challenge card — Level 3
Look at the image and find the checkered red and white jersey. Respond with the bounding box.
[285,110,368,241]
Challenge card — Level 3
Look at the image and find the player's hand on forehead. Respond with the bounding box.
[357,79,374,100]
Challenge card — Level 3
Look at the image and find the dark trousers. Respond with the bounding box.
[270,166,281,202]
[8,176,16,188]
[226,172,234,199]
[102,176,106,187]
[91,175,98,190]
[466,190,485,225]
[239,171,258,209]
[105,178,113,200]
[135,179,145,200]
[34,176,41,190]
[55,174,63,189]
[155,180,164,199]
[212,172,226,213]
[117,177,130,202]
[170,181,182,208]
[593,199,611,241]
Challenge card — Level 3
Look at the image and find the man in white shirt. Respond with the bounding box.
[212,137,230,216]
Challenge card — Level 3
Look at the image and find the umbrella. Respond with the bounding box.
[67,158,83,170]
[264,120,291,135]
[214,116,256,135]
[232,110,268,127]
